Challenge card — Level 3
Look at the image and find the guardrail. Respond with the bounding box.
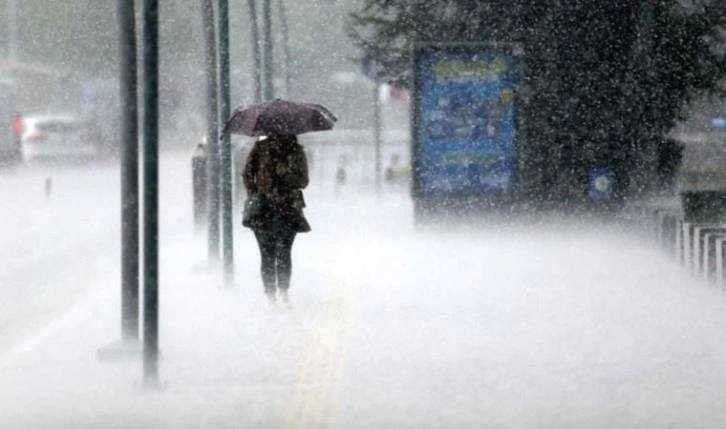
[622,191,726,291]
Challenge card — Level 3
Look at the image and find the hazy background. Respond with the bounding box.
[3,3,726,427]
[0,0,389,143]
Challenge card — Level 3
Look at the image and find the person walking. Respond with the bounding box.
[242,134,310,306]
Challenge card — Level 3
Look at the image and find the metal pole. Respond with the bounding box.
[118,0,140,342]
[277,0,291,97]
[262,0,274,100]
[142,0,160,386]
[629,1,656,195]
[247,0,262,103]
[218,0,234,285]
[203,0,220,260]
[373,78,382,196]
[7,0,18,61]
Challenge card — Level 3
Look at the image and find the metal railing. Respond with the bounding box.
[622,195,726,291]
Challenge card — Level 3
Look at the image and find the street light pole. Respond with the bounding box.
[218,0,234,285]
[118,0,140,342]
[262,0,274,100]
[202,0,220,261]
[373,77,382,197]
[278,0,291,97]
[7,0,18,61]
[247,0,262,103]
[635,1,657,194]
[142,0,160,387]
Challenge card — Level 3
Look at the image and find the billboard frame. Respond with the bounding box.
[410,42,524,219]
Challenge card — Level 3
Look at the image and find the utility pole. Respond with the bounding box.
[278,0,291,97]
[118,0,140,343]
[218,0,234,285]
[247,0,262,103]
[373,77,382,196]
[97,0,142,363]
[363,55,383,196]
[142,0,160,387]
[636,1,657,195]
[262,0,274,100]
[7,0,18,61]
[202,0,220,261]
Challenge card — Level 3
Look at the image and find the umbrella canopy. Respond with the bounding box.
[222,98,337,137]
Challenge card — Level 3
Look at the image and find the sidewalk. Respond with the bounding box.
[3,190,726,428]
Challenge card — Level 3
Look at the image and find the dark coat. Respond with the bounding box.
[242,136,311,233]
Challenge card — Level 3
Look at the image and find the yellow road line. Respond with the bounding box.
[323,297,353,429]
[284,246,357,429]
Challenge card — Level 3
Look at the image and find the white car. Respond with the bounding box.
[20,115,101,163]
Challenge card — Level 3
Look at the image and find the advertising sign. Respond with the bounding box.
[412,44,518,195]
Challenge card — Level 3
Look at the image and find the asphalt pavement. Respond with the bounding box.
[2,151,726,428]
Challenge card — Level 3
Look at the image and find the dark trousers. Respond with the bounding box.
[254,229,297,295]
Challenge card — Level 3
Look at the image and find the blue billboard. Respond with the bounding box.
[412,44,518,195]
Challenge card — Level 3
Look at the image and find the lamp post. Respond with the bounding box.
[118,0,140,343]
[218,0,234,285]
[247,0,262,103]
[142,0,160,387]
[373,77,382,196]
[202,0,220,261]
[262,0,273,100]
[278,0,291,97]
[7,0,18,61]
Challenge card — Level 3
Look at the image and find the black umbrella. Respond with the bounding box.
[222,98,337,137]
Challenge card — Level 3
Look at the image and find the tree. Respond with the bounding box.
[349,0,726,206]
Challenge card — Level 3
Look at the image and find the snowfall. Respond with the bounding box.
[1,143,726,429]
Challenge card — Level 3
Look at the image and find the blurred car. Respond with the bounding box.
[19,115,102,163]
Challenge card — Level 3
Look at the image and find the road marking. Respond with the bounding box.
[284,245,357,429]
